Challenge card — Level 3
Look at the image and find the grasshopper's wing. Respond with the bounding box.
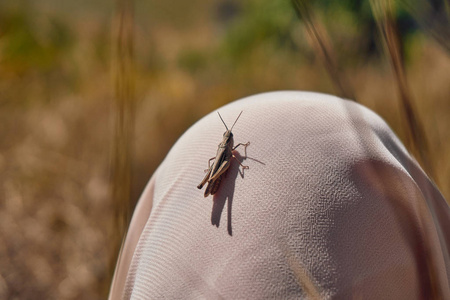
[209,159,230,182]
[204,160,229,197]
[197,167,212,190]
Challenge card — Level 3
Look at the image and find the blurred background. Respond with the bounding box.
[0,0,449,299]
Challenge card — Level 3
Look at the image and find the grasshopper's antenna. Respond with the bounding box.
[217,112,229,131]
[230,111,243,131]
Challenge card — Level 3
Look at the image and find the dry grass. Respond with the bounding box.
[0,0,449,299]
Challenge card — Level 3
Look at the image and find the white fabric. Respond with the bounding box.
[109,91,450,299]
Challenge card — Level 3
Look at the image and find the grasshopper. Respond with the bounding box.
[197,111,250,197]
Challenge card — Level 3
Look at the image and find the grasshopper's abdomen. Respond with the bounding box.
[209,174,222,195]
[205,174,223,197]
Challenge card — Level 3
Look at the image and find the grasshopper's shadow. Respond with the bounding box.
[211,151,247,236]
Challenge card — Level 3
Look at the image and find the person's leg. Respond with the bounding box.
[110,91,450,299]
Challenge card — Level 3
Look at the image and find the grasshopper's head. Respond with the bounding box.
[223,130,234,144]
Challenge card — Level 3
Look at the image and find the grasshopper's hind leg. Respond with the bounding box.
[197,167,212,189]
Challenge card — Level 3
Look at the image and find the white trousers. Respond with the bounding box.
[109,91,450,299]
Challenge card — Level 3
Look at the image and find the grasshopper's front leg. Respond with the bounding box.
[232,142,250,169]
[232,154,249,169]
[204,157,215,172]
[232,141,250,150]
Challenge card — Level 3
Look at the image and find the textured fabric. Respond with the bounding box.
[109,91,450,299]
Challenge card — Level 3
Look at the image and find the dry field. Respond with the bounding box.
[0,0,448,299]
